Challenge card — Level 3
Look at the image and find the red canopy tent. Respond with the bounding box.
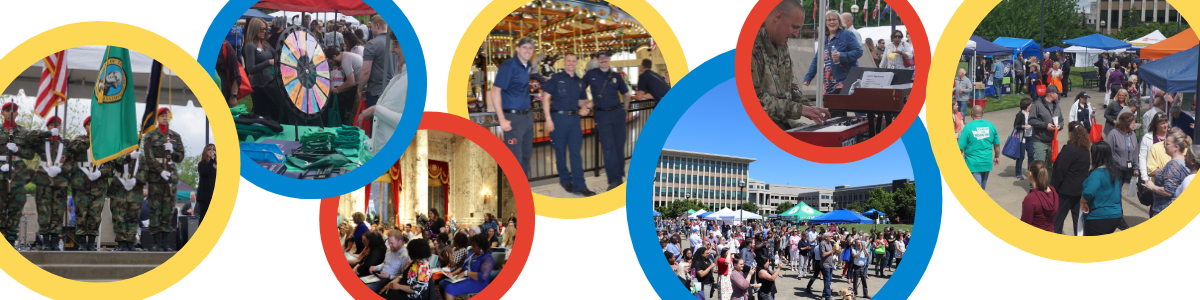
[252,0,376,15]
[1142,28,1199,60]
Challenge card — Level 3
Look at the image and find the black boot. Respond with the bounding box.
[88,236,98,251]
[48,235,57,251]
[81,236,91,251]
[39,235,49,250]
[144,233,160,251]
[160,232,174,252]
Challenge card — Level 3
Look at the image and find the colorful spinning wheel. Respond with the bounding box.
[277,26,331,116]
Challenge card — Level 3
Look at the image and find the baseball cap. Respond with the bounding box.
[596,49,611,58]
[1076,92,1089,99]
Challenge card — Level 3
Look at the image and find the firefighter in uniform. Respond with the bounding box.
[29,116,69,250]
[143,107,184,251]
[582,50,633,191]
[67,116,111,251]
[0,103,34,247]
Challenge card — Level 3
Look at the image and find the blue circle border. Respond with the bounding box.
[197,0,427,198]
[624,50,942,299]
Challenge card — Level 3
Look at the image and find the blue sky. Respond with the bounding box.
[662,79,913,189]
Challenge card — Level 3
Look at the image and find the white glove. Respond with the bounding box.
[6,143,17,153]
[45,166,61,178]
[1,164,9,172]
[129,151,141,160]
[50,128,59,137]
[163,142,174,153]
[161,170,171,181]
[121,177,136,191]
[86,169,101,181]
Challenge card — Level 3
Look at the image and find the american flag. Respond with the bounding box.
[35,51,67,118]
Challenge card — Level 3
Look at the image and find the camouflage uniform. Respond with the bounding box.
[142,128,183,235]
[66,134,111,237]
[751,26,810,130]
[104,154,143,244]
[0,124,35,244]
[28,130,70,237]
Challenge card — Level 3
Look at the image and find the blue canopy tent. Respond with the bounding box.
[1045,46,1065,53]
[965,35,1012,56]
[1139,46,1198,93]
[993,37,1043,59]
[652,210,662,217]
[1063,34,1133,50]
[242,9,274,21]
[809,209,873,224]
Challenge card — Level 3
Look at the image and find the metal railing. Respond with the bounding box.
[470,99,656,181]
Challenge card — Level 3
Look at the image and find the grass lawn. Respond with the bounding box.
[950,63,1099,113]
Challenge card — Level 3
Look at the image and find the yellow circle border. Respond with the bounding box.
[447,0,688,219]
[930,0,1200,262]
[0,22,240,297]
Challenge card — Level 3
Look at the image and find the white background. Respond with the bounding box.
[0,0,1192,299]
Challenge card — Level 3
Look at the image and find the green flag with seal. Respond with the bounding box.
[90,46,139,164]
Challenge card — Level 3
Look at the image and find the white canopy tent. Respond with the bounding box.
[687,209,708,219]
[269,11,360,26]
[1128,30,1167,48]
[703,208,734,220]
[1065,46,1129,68]
[2,45,193,107]
[719,210,764,220]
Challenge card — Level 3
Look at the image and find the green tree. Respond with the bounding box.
[890,182,916,224]
[1111,16,1190,42]
[864,187,895,218]
[776,200,795,214]
[844,201,865,213]
[740,201,759,214]
[974,0,1094,48]
[655,199,711,219]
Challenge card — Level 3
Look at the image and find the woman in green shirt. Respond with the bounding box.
[1081,141,1125,236]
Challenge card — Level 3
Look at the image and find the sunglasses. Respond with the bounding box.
[892,36,902,39]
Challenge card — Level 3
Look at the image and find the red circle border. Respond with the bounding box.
[734,0,930,163]
[320,112,535,300]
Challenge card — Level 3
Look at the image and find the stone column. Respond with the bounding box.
[415,130,429,223]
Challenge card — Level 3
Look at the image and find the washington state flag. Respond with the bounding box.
[90,46,138,164]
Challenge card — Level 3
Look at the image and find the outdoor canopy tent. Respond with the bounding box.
[1138,46,1198,93]
[993,37,1043,59]
[1142,28,1198,60]
[704,208,734,220]
[1128,30,1167,48]
[964,35,1011,56]
[252,0,376,15]
[652,211,661,217]
[719,210,763,220]
[863,209,886,216]
[809,209,873,224]
[242,8,274,21]
[1063,33,1132,51]
[1045,46,1064,53]
[777,202,825,221]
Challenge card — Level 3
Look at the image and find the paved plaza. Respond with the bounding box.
[682,238,894,299]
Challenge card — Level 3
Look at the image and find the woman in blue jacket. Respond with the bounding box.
[804,11,863,95]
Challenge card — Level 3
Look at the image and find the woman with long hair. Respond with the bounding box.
[501,222,516,248]
[355,231,387,276]
[1027,64,1041,100]
[1140,114,1171,183]
[1021,160,1059,231]
[1048,61,1064,96]
[1081,141,1125,235]
[343,31,365,56]
[1142,130,1193,217]
[1052,122,1093,235]
[426,209,444,241]
[196,144,216,222]
[242,17,285,122]
[865,37,881,67]
[1106,112,1140,197]
[1104,89,1130,135]
[803,11,863,94]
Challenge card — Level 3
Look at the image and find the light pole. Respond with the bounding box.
[739,180,747,223]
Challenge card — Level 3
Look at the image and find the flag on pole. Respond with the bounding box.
[140,60,164,136]
[873,0,881,19]
[34,51,67,118]
[89,46,139,164]
[882,4,892,15]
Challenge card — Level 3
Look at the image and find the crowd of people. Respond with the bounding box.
[955,48,1196,236]
[220,13,407,156]
[340,210,517,299]
[657,218,911,300]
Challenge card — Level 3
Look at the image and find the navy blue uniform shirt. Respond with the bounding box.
[638,70,670,100]
[493,57,533,110]
[583,68,629,110]
[543,70,587,111]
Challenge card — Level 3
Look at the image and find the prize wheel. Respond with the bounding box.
[276,26,331,118]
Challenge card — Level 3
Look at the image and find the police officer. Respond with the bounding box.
[0,103,33,247]
[491,37,536,176]
[541,53,596,197]
[67,116,111,251]
[635,58,670,101]
[143,107,184,251]
[29,116,69,250]
[105,149,143,251]
[750,0,829,130]
[583,50,633,191]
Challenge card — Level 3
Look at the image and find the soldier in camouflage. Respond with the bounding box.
[751,0,829,130]
[67,116,111,251]
[105,148,143,251]
[29,116,70,250]
[143,107,183,252]
[0,103,35,247]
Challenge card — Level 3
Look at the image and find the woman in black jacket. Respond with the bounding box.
[1014,98,1034,180]
[1051,122,1093,235]
[355,231,386,276]
[196,144,216,223]
[242,17,284,122]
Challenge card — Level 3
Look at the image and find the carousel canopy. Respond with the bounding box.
[479,0,649,62]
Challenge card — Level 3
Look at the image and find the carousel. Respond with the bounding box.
[467,0,666,180]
